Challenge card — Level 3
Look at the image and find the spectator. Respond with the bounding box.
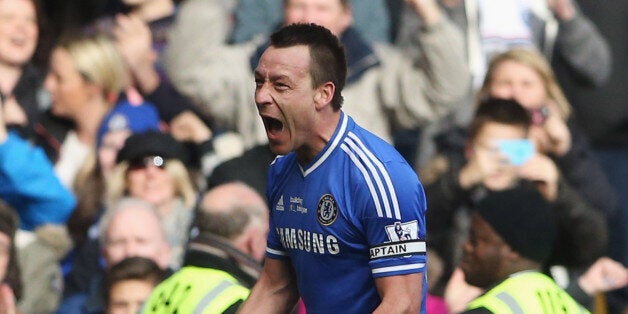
[101,198,171,268]
[446,255,628,313]
[142,182,268,312]
[69,100,161,249]
[420,97,608,309]
[477,48,615,214]
[0,78,75,314]
[396,0,612,167]
[459,186,589,313]
[40,33,128,188]
[107,130,197,268]
[0,89,74,232]
[0,0,50,142]
[397,0,610,90]
[61,100,162,300]
[103,256,168,314]
[229,0,392,44]
[58,197,171,314]
[102,0,215,148]
[165,0,469,149]
[99,9,218,174]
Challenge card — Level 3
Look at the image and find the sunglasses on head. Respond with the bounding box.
[128,155,166,170]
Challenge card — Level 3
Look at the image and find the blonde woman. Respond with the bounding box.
[106,130,197,269]
[477,48,615,213]
[42,33,128,188]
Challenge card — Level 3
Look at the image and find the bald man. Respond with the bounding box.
[100,198,172,270]
[142,182,269,313]
[58,197,172,314]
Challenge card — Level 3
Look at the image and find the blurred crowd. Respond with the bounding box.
[0,0,626,313]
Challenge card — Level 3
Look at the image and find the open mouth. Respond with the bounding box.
[262,116,284,136]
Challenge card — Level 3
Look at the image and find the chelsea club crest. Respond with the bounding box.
[317,194,338,226]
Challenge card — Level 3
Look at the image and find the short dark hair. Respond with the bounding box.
[103,256,168,304]
[468,98,532,142]
[270,23,347,110]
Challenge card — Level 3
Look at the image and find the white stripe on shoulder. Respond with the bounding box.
[343,136,393,218]
[371,263,426,275]
[341,143,384,218]
[303,114,348,177]
[345,132,401,220]
[266,247,288,256]
[347,133,401,220]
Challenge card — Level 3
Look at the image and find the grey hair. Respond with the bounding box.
[98,197,166,247]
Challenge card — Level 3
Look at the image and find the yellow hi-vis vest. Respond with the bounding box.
[142,266,250,314]
[466,272,590,314]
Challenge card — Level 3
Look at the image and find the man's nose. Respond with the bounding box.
[255,83,273,107]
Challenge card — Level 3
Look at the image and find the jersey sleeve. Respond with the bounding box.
[354,159,428,278]
[265,207,289,259]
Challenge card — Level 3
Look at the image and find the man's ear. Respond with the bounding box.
[158,242,171,270]
[501,244,521,263]
[314,82,335,110]
[85,81,104,103]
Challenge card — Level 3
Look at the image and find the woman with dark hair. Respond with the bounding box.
[0,0,51,142]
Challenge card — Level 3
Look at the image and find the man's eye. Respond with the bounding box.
[276,83,289,90]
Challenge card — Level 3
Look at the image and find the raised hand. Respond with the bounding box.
[404,0,443,26]
[459,141,513,190]
[518,153,559,201]
[169,110,212,144]
[578,257,628,295]
[113,14,159,94]
[546,0,576,21]
[528,104,571,157]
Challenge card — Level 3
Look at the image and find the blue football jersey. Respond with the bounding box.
[266,113,428,313]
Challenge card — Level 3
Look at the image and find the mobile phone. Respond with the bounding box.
[495,139,535,166]
[528,105,549,126]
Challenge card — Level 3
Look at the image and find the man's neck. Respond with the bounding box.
[296,111,342,165]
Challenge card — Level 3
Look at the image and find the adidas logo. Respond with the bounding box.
[276,195,285,211]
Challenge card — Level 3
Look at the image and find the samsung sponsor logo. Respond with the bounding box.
[275,227,340,255]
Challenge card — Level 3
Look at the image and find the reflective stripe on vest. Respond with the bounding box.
[467,272,590,314]
[495,292,524,314]
[193,280,238,314]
